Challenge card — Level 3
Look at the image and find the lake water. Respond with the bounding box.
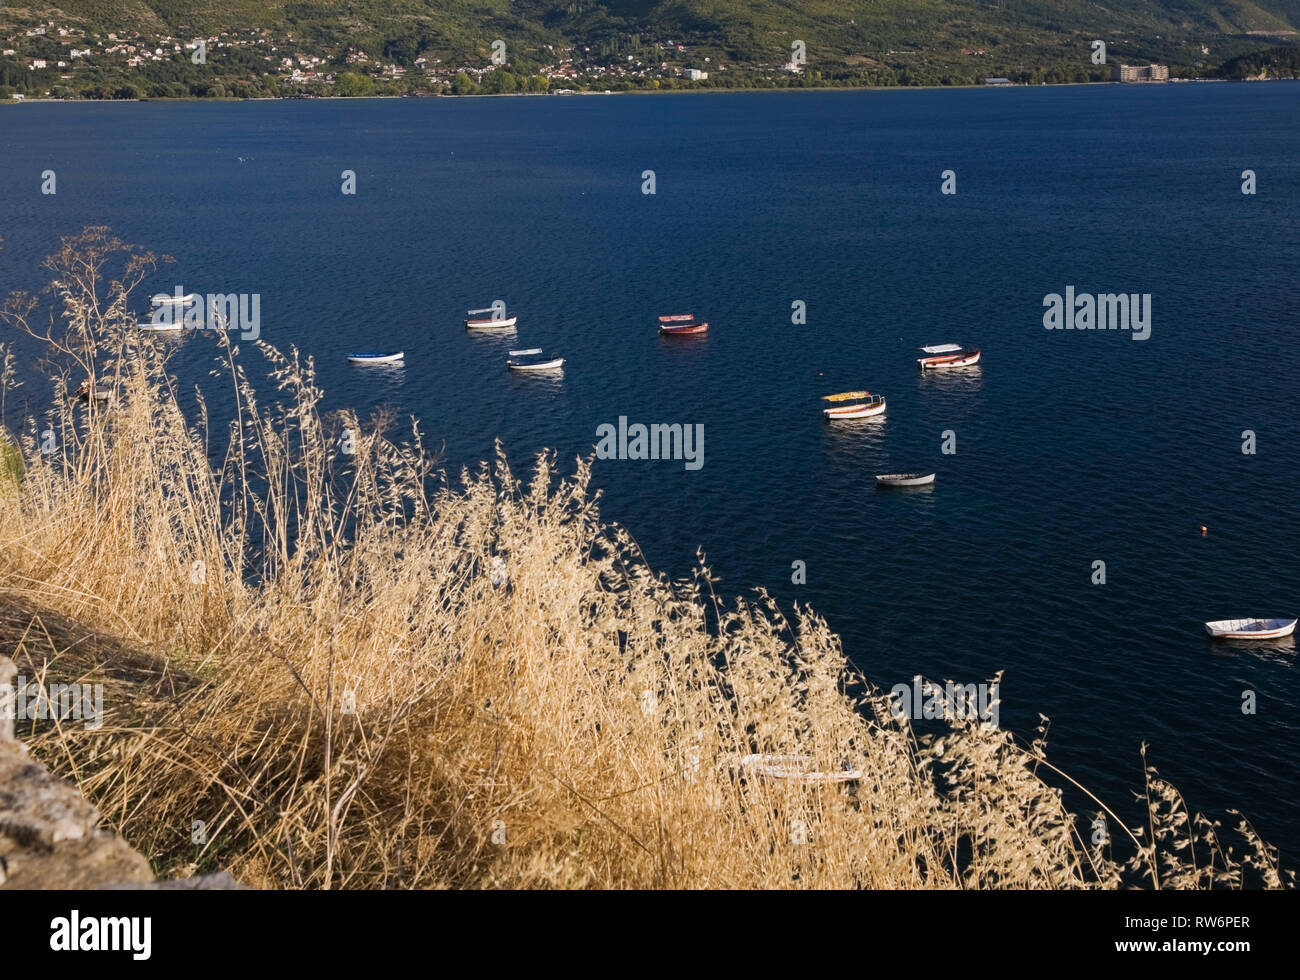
[2,83,1298,857]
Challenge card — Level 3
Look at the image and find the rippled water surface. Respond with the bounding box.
[3,84,1298,854]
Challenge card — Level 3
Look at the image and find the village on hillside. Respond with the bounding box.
[0,12,1295,99]
[2,20,814,98]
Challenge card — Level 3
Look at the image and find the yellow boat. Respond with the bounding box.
[822,391,886,419]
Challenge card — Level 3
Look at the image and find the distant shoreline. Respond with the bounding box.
[9,76,1295,106]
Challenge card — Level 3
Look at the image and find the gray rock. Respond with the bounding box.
[1,650,241,891]
[0,734,155,889]
[0,747,99,848]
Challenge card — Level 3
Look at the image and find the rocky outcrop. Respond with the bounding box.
[1,651,241,890]
[1,655,154,888]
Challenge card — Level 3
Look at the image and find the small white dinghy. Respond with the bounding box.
[347,351,405,364]
[733,754,862,785]
[465,308,518,329]
[151,293,200,307]
[138,321,183,332]
[507,348,564,371]
[876,472,936,487]
[1204,618,1297,640]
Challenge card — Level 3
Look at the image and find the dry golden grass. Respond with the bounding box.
[0,228,1291,889]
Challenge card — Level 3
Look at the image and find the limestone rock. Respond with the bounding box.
[0,738,155,889]
[2,631,242,891]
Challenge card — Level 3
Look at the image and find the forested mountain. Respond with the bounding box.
[2,1,1297,98]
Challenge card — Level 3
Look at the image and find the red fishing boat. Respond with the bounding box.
[917,344,981,369]
[659,320,708,335]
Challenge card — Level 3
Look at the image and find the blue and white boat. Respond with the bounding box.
[347,351,405,364]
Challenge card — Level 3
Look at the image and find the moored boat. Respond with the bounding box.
[151,293,200,307]
[1204,618,1297,640]
[660,320,708,335]
[822,391,886,419]
[508,357,565,371]
[347,351,405,364]
[507,348,564,371]
[658,314,696,323]
[465,308,518,329]
[733,754,862,784]
[876,472,936,487]
[918,344,981,369]
[138,321,183,332]
[73,380,112,402]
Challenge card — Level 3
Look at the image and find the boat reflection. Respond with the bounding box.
[876,481,936,493]
[916,365,982,393]
[352,363,406,385]
[508,371,564,394]
[466,327,517,344]
[822,415,887,461]
[658,332,708,351]
[136,325,187,342]
[1207,634,1296,662]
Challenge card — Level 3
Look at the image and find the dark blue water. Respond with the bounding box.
[3,85,1299,859]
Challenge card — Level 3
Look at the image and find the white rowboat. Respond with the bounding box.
[152,293,200,306]
[466,314,518,329]
[347,351,405,364]
[876,472,936,487]
[1204,618,1297,640]
[138,321,183,332]
[508,357,564,371]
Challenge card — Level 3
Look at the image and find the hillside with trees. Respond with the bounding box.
[1,1,1297,98]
